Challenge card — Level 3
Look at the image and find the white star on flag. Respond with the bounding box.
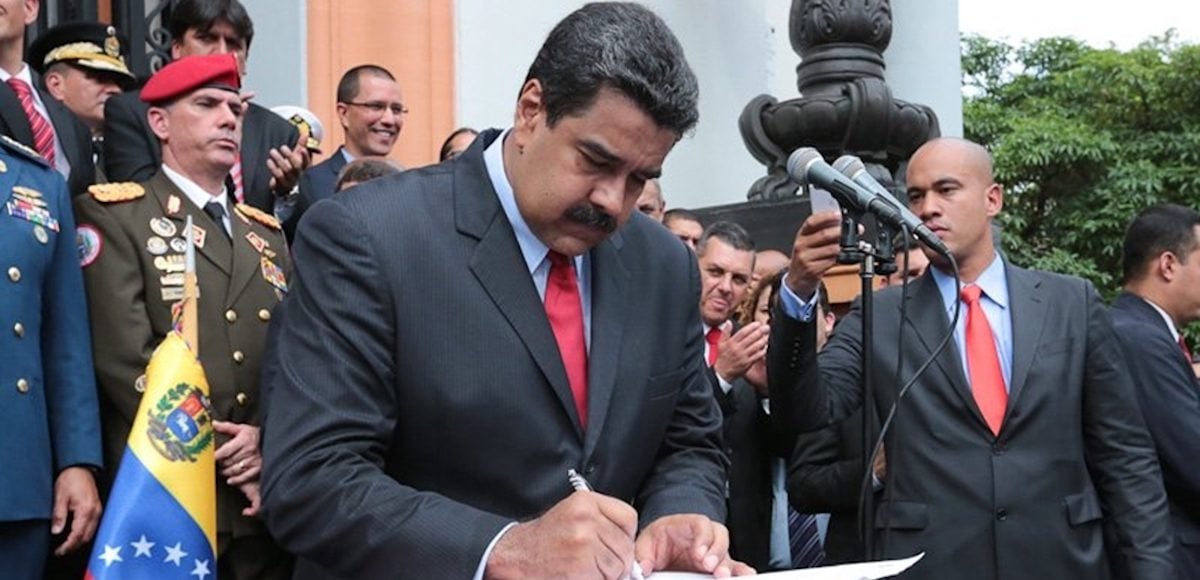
[131,534,155,557]
[164,542,188,566]
[99,544,122,567]
[191,558,211,580]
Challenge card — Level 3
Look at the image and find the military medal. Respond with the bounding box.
[150,217,177,237]
[12,186,46,207]
[260,256,288,293]
[77,225,103,267]
[161,287,185,301]
[167,194,182,215]
[146,236,168,255]
[169,237,188,253]
[154,255,185,272]
[33,225,48,244]
[160,272,185,286]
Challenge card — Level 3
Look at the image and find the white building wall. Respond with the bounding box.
[242,0,308,109]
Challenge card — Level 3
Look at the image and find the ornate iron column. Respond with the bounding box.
[739,0,940,201]
[112,0,174,80]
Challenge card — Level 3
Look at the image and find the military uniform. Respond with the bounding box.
[0,135,102,579]
[74,170,291,578]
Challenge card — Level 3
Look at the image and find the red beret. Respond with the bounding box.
[140,53,241,105]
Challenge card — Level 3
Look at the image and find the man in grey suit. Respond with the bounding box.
[1112,204,1200,577]
[768,137,1173,579]
[260,3,750,579]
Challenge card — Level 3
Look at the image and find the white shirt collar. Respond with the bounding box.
[483,128,568,275]
[160,164,230,213]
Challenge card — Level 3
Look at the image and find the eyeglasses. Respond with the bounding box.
[343,101,409,117]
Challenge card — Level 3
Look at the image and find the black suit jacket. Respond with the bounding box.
[259,129,728,579]
[1111,291,1200,577]
[720,376,773,571]
[103,92,298,213]
[285,147,348,240]
[768,264,1174,579]
[0,79,94,196]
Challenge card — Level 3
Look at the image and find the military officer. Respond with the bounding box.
[73,53,291,579]
[0,134,103,579]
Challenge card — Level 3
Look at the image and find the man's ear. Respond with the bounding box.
[42,71,66,100]
[509,79,545,151]
[147,106,170,142]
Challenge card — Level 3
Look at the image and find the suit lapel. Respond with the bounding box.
[41,90,83,171]
[1004,264,1046,411]
[239,108,265,202]
[582,235,629,454]
[225,207,263,305]
[905,273,987,428]
[147,172,232,275]
[459,130,584,436]
[0,82,35,146]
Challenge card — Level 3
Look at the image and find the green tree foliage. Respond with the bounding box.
[962,32,1200,298]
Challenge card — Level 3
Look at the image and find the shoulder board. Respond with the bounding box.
[0,134,49,167]
[88,182,145,203]
[235,203,281,230]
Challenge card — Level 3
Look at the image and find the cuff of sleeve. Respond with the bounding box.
[717,374,734,395]
[474,522,518,580]
[778,274,818,322]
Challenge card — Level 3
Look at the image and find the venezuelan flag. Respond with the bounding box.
[86,332,217,579]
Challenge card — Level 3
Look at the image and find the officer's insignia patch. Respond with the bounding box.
[235,203,281,230]
[88,182,145,203]
[146,383,214,462]
[76,225,103,267]
[245,231,268,254]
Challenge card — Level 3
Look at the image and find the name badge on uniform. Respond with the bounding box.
[260,256,288,293]
[161,286,185,301]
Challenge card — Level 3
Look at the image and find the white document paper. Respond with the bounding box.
[645,552,924,580]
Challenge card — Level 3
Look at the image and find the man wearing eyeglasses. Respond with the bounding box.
[288,64,403,237]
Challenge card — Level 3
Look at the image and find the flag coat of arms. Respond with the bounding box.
[86,332,217,579]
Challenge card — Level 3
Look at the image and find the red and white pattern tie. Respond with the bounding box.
[6,78,56,166]
[229,154,245,203]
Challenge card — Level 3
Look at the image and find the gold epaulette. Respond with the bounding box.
[88,182,145,203]
[235,203,281,230]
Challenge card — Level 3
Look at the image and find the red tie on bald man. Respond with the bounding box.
[962,284,1007,435]
[545,251,588,428]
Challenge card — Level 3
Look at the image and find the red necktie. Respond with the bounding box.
[6,78,56,166]
[705,327,721,367]
[961,285,1007,435]
[545,251,588,428]
[230,154,245,203]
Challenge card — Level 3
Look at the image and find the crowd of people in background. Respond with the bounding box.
[3,1,1199,579]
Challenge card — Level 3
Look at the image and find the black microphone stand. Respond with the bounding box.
[836,212,896,561]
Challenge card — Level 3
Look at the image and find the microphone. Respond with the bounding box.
[784,147,951,257]
[831,155,949,256]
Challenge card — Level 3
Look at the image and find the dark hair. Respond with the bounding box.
[334,158,402,192]
[438,127,479,161]
[697,221,755,257]
[663,208,701,228]
[336,64,397,104]
[168,0,255,49]
[736,268,784,326]
[1122,204,1200,284]
[524,2,698,136]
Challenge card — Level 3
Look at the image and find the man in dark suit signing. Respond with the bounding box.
[768,137,1173,579]
[260,3,750,579]
[1111,203,1200,577]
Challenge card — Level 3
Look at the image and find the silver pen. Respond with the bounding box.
[567,469,647,580]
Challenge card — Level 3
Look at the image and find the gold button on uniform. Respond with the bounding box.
[233,350,245,363]
[257,309,271,322]
[16,378,29,393]
[7,267,20,282]
[13,322,24,337]
[225,309,238,323]
[236,392,249,406]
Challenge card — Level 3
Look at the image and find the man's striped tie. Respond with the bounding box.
[229,154,245,203]
[788,507,825,568]
[6,78,56,166]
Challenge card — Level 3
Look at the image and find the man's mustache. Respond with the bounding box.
[566,204,616,234]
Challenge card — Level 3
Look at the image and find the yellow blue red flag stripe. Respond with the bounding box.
[86,332,216,579]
